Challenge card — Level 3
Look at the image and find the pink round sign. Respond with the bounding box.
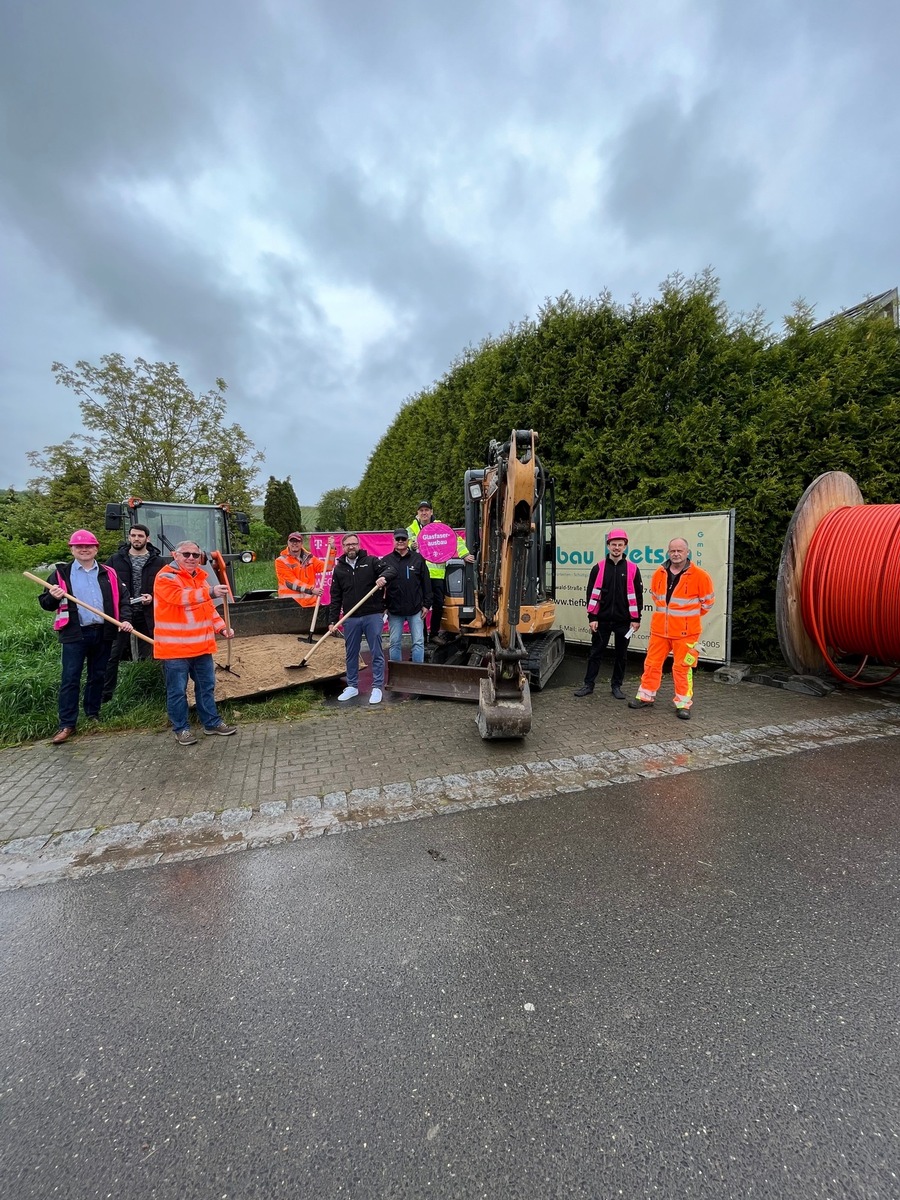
[414,521,458,564]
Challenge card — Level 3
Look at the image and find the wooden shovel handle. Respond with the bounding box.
[24,570,155,646]
[295,582,382,666]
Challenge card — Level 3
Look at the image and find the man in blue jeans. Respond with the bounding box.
[383,528,432,665]
[327,533,394,705]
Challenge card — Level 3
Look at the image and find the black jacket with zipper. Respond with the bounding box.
[327,551,396,623]
[383,549,432,615]
[105,542,166,633]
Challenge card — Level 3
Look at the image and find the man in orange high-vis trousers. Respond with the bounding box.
[153,541,237,745]
[628,538,715,722]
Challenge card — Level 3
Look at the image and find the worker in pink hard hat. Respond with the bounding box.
[38,530,134,745]
[573,528,644,701]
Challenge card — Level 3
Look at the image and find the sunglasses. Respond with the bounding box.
[178,550,202,558]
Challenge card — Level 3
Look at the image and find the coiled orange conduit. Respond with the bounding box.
[801,504,900,686]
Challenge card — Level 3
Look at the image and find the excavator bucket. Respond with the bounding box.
[475,674,532,740]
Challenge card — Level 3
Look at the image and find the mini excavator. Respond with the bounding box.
[388,429,565,739]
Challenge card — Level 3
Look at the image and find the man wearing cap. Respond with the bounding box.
[573,528,643,701]
[383,529,432,665]
[407,500,473,642]
[39,529,134,745]
[275,532,325,607]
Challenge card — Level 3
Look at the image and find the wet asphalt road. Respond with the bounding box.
[1,739,898,1200]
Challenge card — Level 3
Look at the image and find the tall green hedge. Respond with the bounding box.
[351,274,900,658]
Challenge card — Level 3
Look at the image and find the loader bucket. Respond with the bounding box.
[387,660,487,701]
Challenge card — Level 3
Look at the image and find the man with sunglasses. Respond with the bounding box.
[153,541,237,744]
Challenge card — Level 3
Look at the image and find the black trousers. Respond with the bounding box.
[583,622,631,690]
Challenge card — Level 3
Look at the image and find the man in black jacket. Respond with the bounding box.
[327,533,395,705]
[383,529,432,665]
[573,528,644,701]
[39,529,133,744]
[102,524,166,701]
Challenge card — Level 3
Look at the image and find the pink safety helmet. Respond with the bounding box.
[606,528,628,544]
[69,529,99,546]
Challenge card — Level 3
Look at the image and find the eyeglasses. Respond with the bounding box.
[394,537,408,542]
[178,550,202,558]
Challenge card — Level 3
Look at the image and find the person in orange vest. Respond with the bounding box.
[153,540,237,745]
[274,532,325,606]
[628,538,715,720]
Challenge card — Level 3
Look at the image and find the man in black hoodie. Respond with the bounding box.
[383,529,432,665]
[327,533,395,705]
[102,524,166,701]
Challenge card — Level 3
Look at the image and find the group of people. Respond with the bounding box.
[573,528,715,719]
[40,508,715,746]
[41,529,237,746]
[274,501,472,706]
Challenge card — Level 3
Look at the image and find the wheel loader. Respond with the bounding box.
[388,429,565,738]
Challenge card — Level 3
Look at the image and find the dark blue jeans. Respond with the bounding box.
[163,655,221,733]
[58,625,112,729]
[343,613,385,688]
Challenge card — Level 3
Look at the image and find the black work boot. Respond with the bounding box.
[628,698,653,710]
[573,685,594,698]
[676,707,691,720]
[611,685,626,700]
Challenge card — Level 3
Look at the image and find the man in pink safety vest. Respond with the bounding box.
[573,528,644,701]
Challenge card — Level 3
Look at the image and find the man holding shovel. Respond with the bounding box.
[327,533,394,705]
[153,541,237,745]
[39,529,134,745]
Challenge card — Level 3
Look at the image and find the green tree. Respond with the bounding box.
[263,476,304,540]
[41,354,264,502]
[316,485,355,530]
[215,450,255,514]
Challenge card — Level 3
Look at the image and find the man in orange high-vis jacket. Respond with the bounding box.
[628,538,715,722]
[153,541,238,745]
[275,532,325,607]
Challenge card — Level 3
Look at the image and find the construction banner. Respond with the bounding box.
[553,512,735,665]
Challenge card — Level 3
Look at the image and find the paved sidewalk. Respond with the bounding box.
[2,657,899,888]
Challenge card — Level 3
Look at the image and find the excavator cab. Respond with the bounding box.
[388,430,565,738]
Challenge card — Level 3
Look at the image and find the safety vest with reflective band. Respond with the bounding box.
[51,563,121,630]
[152,563,225,660]
[648,561,715,639]
[587,558,641,621]
[275,547,325,607]
[407,519,470,580]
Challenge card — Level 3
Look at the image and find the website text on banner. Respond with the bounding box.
[554,513,734,665]
[308,531,465,609]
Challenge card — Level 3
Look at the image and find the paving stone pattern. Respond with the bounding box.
[2,675,899,889]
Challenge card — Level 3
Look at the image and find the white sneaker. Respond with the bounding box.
[338,686,359,701]
[369,688,383,705]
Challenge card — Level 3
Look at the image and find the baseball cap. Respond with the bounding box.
[287,532,304,541]
[393,528,409,538]
[417,500,432,509]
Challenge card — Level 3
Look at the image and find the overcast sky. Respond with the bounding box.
[1,0,897,501]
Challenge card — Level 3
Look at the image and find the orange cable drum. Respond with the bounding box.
[801,504,900,686]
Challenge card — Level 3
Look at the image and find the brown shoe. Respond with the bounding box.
[51,727,75,745]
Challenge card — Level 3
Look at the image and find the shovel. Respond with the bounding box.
[285,583,382,670]
[209,550,239,676]
[25,571,154,645]
[304,536,335,643]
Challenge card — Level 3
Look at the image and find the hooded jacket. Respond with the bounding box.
[647,560,715,640]
[383,548,432,616]
[105,541,165,632]
[327,550,395,623]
